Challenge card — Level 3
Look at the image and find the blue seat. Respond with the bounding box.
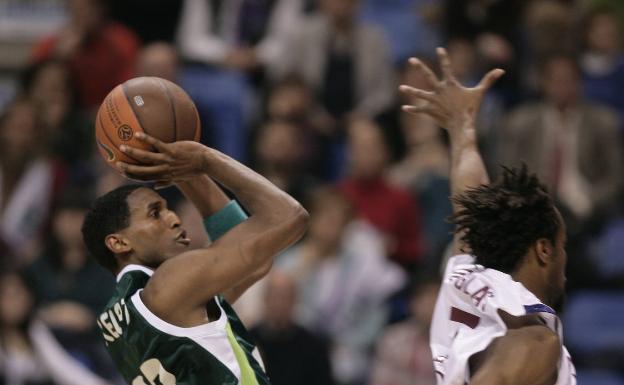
[563,292,624,356]
[576,370,624,385]
[593,218,624,279]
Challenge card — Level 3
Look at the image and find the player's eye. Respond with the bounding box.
[150,209,160,218]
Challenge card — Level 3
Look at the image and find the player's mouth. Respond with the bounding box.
[176,230,191,246]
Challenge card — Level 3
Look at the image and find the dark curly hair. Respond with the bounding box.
[451,165,561,273]
[81,184,143,273]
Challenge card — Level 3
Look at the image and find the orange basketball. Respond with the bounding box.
[95,77,201,170]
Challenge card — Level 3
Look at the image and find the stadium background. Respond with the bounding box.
[0,0,623,384]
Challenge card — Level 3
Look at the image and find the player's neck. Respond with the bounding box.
[511,266,551,307]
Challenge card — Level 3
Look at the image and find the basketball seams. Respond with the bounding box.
[97,106,142,164]
[158,79,178,142]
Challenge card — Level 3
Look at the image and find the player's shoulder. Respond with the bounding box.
[105,264,154,307]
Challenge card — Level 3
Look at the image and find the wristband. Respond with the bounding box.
[203,200,248,241]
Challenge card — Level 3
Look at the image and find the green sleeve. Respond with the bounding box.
[203,200,248,241]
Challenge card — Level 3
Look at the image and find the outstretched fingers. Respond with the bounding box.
[477,68,505,91]
[398,85,441,106]
[436,47,456,83]
[408,57,439,89]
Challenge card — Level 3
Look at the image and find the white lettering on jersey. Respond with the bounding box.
[98,298,131,345]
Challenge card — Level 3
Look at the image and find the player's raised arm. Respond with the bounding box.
[399,47,504,253]
[116,134,308,323]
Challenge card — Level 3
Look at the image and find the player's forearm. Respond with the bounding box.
[176,176,230,218]
[448,121,490,213]
[199,147,307,226]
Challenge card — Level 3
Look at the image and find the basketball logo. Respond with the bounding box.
[96,140,115,161]
[118,124,133,141]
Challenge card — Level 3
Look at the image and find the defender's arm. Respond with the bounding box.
[399,48,503,253]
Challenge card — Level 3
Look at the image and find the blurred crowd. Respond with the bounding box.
[1,0,624,384]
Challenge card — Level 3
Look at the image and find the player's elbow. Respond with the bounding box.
[288,203,309,237]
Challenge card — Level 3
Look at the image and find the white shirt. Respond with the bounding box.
[430,254,576,385]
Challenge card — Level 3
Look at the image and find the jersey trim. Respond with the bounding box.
[130,290,227,337]
[116,264,154,282]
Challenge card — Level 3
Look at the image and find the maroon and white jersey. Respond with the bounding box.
[430,254,576,385]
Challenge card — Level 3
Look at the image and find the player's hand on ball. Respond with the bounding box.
[116,132,206,183]
[399,47,504,133]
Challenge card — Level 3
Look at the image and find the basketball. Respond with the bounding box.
[95,77,201,169]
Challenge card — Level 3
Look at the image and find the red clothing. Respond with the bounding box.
[339,177,424,266]
[32,22,140,110]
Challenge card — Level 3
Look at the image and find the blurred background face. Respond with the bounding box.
[68,0,104,33]
[256,121,303,168]
[401,113,441,147]
[137,43,179,83]
[308,191,352,251]
[53,208,87,248]
[542,57,580,109]
[263,272,297,327]
[320,0,360,25]
[586,13,620,55]
[0,274,34,327]
[268,82,311,121]
[0,101,40,162]
[347,119,389,179]
[29,62,72,106]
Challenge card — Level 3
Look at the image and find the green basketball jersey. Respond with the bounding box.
[97,264,271,385]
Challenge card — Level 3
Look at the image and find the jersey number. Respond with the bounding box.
[132,358,176,385]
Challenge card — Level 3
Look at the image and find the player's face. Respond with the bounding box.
[122,188,191,267]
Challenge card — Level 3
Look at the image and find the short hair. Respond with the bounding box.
[451,165,560,273]
[81,184,143,272]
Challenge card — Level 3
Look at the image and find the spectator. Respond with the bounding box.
[136,42,179,84]
[339,118,424,269]
[21,59,93,169]
[0,99,59,264]
[0,270,112,385]
[580,5,624,119]
[388,112,452,268]
[254,120,318,204]
[251,271,335,385]
[32,0,140,111]
[499,53,623,225]
[371,277,439,385]
[279,187,406,385]
[276,0,394,122]
[177,0,303,76]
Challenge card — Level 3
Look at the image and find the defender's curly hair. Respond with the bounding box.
[451,165,560,273]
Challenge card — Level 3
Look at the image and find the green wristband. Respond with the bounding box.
[203,201,248,241]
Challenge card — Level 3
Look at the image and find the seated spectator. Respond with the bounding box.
[177,0,303,76]
[21,59,93,169]
[25,191,116,380]
[499,53,622,226]
[0,270,112,385]
[580,5,624,119]
[389,112,452,268]
[253,120,318,204]
[339,118,424,269]
[32,0,140,111]
[250,271,335,385]
[0,99,60,264]
[276,0,394,123]
[371,277,439,385]
[279,187,406,385]
[136,42,179,84]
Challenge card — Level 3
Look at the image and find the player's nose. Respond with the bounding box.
[165,209,181,229]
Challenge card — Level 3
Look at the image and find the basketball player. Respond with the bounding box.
[399,48,576,385]
[81,134,308,384]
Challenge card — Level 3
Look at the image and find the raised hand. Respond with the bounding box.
[399,47,504,135]
[116,132,207,183]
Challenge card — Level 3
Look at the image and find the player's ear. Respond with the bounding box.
[105,234,132,255]
[534,238,554,266]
